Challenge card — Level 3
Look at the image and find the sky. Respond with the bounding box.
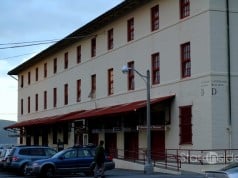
[0,0,123,121]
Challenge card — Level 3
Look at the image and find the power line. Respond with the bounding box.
[0,52,39,60]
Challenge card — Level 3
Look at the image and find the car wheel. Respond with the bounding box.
[19,163,28,176]
[41,166,55,178]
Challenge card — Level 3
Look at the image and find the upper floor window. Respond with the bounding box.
[91,37,96,57]
[89,74,96,98]
[151,52,160,85]
[77,79,81,102]
[77,45,81,63]
[35,67,38,81]
[44,63,47,78]
[128,61,134,90]
[108,28,114,50]
[35,94,38,111]
[151,5,159,31]
[20,75,24,88]
[28,71,31,85]
[64,84,68,105]
[179,105,192,144]
[53,58,57,74]
[44,90,47,109]
[127,18,134,42]
[180,0,190,19]
[20,99,23,115]
[53,88,57,108]
[64,52,68,69]
[108,68,114,95]
[181,42,191,78]
[27,96,30,113]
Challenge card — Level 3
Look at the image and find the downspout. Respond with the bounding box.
[226,0,232,149]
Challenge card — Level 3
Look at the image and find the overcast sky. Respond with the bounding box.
[0,0,123,121]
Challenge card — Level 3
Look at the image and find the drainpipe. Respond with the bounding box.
[226,0,232,149]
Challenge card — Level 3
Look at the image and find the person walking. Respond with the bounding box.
[94,140,105,178]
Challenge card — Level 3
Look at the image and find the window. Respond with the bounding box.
[180,0,190,19]
[35,67,38,81]
[53,88,57,107]
[128,61,134,90]
[181,42,191,78]
[151,5,159,31]
[44,91,47,109]
[21,98,23,115]
[179,105,192,144]
[89,74,96,98]
[27,96,30,113]
[64,84,68,105]
[44,63,47,78]
[64,52,68,69]
[77,45,81,63]
[77,79,81,102]
[28,72,31,85]
[107,28,113,50]
[108,68,114,95]
[127,18,134,41]
[20,75,24,88]
[91,37,96,57]
[53,58,57,74]
[35,94,38,111]
[151,53,160,84]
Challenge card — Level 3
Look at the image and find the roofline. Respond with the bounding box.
[8,0,150,75]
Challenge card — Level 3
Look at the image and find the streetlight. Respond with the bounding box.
[121,65,154,174]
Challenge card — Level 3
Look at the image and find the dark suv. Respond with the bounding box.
[25,145,115,178]
[5,145,57,175]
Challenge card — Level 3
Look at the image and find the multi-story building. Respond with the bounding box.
[5,0,238,172]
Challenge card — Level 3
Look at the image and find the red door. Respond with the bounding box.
[105,133,117,157]
[151,131,165,160]
[124,132,138,160]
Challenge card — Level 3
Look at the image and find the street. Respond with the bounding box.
[0,168,205,178]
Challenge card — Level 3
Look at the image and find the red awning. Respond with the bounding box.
[4,95,175,130]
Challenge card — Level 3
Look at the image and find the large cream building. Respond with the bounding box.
[6,0,238,172]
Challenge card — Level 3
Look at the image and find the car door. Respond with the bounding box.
[76,148,94,169]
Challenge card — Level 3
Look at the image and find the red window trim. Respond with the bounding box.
[27,96,30,113]
[128,61,134,90]
[108,29,113,50]
[151,5,159,31]
[151,52,160,85]
[180,0,190,19]
[108,68,114,95]
[53,58,57,74]
[21,99,23,115]
[91,37,96,57]
[77,45,81,63]
[35,94,38,111]
[64,84,68,105]
[53,88,57,107]
[127,18,134,42]
[181,42,191,78]
[44,91,47,109]
[77,79,81,102]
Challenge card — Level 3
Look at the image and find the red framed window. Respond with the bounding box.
[53,88,57,107]
[77,45,81,63]
[44,63,47,78]
[151,52,160,85]
[180,0,190,19]
[128,61,134,90]
[53,58,57,74]
[127,18,134,42]
[77,79,81,102]
[151,5,159,31]
[108,28,113,50]
[90,74,96,98]
[44,91,47,109]
[64,84,68,105]
[179,105,192,144]
[64,52,68,69]
[35,67,38,81]
[108,68,114,95]
[21,99,23,115]
[91,37,96,57]
[20,75,24,88]
[181,42,191,78]
[27,96,30,113]
[28,72,31,85]
[35,94,38,111]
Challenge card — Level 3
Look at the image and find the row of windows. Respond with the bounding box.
[20,41,191,115]
[20,0,190,88]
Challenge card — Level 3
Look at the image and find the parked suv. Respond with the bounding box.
[5,145,57,175]
[25,144,115,178]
